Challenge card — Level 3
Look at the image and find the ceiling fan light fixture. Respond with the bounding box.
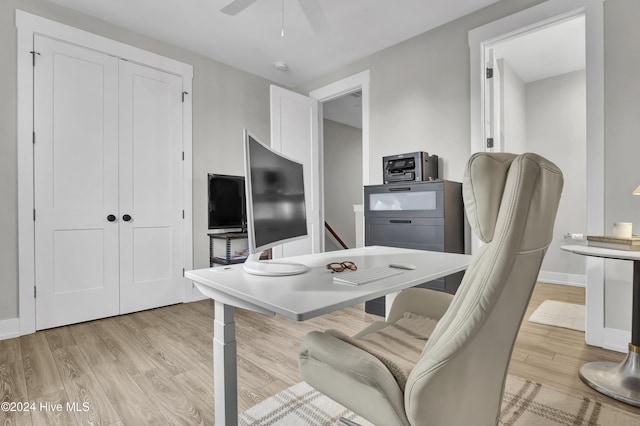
[274,61,289,72]
[221,0,328,35]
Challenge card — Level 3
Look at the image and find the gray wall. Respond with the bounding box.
[497,64,587,281]
[499,59,527,154]
[526,70,587,278]
[0,0,273,320]
[323,119,363,251]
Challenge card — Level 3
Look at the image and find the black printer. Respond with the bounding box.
[383,151,438,184]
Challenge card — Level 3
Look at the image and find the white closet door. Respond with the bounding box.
[118,61,184,313]
[33,36,120,329]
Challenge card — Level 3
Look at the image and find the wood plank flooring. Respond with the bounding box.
[1,282,639,425]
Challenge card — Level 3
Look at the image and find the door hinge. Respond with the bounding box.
[182,268,185,277]
[182,91,189,102]
[486,67,493,79]
[33,132,36,144]
[182,151,184,161]
[486,138,494,148]
[33,209,36,221]
[30,50,41,67]
[182,210,185,219]
[34,286,37,298]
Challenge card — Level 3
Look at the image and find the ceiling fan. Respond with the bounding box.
[221,0,329,34]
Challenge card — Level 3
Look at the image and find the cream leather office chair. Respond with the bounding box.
[299,152,563,426]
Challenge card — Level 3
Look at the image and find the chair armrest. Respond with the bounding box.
[299,330,408,425]
[386,288,454,324]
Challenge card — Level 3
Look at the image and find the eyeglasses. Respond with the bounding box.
[326,261,357,272]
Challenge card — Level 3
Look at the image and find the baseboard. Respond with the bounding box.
[0,318,20,341]
[538,271,585,287]
[603,327,630,353]
[189,285,208,302]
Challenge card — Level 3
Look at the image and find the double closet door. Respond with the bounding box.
[33,35,185,330]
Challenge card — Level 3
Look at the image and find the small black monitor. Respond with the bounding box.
[207,174,246,231]
[243,130,309,276]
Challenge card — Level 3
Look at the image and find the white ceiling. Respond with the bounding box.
[492,15,585,83]
[45,0,501,87]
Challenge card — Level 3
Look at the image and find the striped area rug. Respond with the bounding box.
[239,375,639,425]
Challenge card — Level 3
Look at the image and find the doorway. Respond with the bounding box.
[309,70,371,252]
[469,0,607,348]
[321,92,363,250]
[485,15,587,287]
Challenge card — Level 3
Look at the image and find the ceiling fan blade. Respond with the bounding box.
[221,0,259,16]
[298,0,329,34]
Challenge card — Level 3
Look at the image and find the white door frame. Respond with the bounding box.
[309,70,371,241]
[469,0,607,348]
[309,71,379,302]
[16,11,194,336]
[310,71,370,188]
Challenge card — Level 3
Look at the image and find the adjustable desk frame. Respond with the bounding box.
[185,246,471,425]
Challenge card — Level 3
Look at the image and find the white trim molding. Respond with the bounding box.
[16,10,194,336]
[0,318,20,341]
[468,0,605,346]
[538,271,586,288]
[15,11,193,77]
[310,71,371,254]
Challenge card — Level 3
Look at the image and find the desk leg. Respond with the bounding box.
[214,300,238,425]
[385,292,398,319]
[579,260,640,407]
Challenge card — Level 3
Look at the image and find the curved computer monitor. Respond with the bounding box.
[243,130,309,276]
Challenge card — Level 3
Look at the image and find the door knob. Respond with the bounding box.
[107,214,117,222]
[122,214,132,222]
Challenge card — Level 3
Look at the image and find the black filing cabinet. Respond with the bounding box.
[364,180,465,316]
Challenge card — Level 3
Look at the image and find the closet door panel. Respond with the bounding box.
[33,36,120,329]
[119,61,184,313]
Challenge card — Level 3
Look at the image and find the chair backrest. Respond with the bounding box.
[404,152,563,425]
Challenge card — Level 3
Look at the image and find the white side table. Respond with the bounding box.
[562,244,640,407]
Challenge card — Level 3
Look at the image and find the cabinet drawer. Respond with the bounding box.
[364,297,386,316]
[365,218,444,251]
[365,182,444,219]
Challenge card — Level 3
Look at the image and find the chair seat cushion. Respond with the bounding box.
[326,312,437,389]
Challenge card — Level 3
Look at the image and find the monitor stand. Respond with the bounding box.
[243,253,309,276]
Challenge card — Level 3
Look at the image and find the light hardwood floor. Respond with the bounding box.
[1,282,639,425]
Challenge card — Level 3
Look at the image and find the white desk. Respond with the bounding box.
[562,244,640,407]
[185,246,472,425]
